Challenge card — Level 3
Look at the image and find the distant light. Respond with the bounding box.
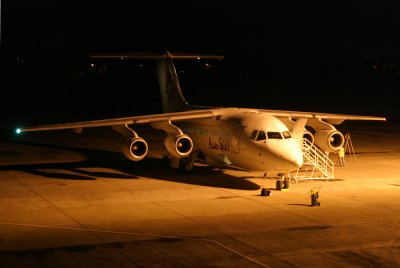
[90,63,95,67]
[15,57,24,63]
[197,57,201,60]
[16,128,21,134]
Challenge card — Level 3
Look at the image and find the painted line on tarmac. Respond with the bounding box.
[98,178,273,267]
[0,221,270,268]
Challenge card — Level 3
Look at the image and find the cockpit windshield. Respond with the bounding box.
[251,130,291,141]
[250,130,258,141]
[256,131,266,141]
[250,130,267,141]
[267,132,283,139]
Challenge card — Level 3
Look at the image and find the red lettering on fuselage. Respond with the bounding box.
[209,137,230,151]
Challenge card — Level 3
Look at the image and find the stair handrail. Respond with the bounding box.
[299,138,334,179]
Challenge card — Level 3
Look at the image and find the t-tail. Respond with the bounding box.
[91,51,224,113]
[156,51,191,113]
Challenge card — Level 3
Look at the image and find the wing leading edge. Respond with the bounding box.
[258,109,386,124]
[17,107,386,134]
[17,110,215,133]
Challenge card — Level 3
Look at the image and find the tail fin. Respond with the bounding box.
[90,51,224,113]
[156,52,191,112]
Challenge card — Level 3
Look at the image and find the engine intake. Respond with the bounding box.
[314,130,344,152]
[122,137,148,161]
[303,130,315,144]
[164,134,193,158]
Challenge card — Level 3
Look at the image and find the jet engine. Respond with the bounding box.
[121,137,148,161]
[303,130,315,144]
[314,130,344,152]
[164,134,193,158]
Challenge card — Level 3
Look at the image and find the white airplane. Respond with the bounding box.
[16,51,385,189]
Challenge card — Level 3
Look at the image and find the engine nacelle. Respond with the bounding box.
[303,130,315,144]
[121,137,148,161]
[314,130,344,152]
[164,134,193,158]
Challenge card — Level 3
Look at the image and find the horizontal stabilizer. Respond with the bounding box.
[90,51,224,60]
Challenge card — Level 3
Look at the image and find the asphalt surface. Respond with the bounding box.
[0,124,399,267]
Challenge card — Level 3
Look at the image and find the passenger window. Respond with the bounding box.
[282,131,291,139]
[250,130,258,141]
[267,132,283,139]
[256,131,267,141]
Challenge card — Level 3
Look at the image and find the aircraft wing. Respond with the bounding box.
[17,110,215,133]
[17,107,386,134]
[258,109,386,124]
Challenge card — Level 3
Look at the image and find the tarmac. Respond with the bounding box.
[0,122,399,267]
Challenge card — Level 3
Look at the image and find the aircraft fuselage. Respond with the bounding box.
[178,108,303,175]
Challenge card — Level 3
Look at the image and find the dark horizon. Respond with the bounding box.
[1,1,399,130]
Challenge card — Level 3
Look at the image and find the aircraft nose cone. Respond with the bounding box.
[287,147,303,168]
[271,140,303,170]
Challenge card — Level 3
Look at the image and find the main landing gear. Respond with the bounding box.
[177,156,195,174]
[276,174,289,190]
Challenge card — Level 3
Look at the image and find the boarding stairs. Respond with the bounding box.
[290,138,335,182]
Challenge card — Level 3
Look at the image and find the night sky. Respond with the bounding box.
[1,1,399,130]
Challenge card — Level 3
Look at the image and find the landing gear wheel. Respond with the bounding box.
[283,178,290,189]
[178,157,195,174]
[276,180,283,190]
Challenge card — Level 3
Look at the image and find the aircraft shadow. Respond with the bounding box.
[29,168,97,180]
[2,139,260,190]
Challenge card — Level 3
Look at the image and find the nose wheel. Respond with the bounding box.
[276,175,289,190]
